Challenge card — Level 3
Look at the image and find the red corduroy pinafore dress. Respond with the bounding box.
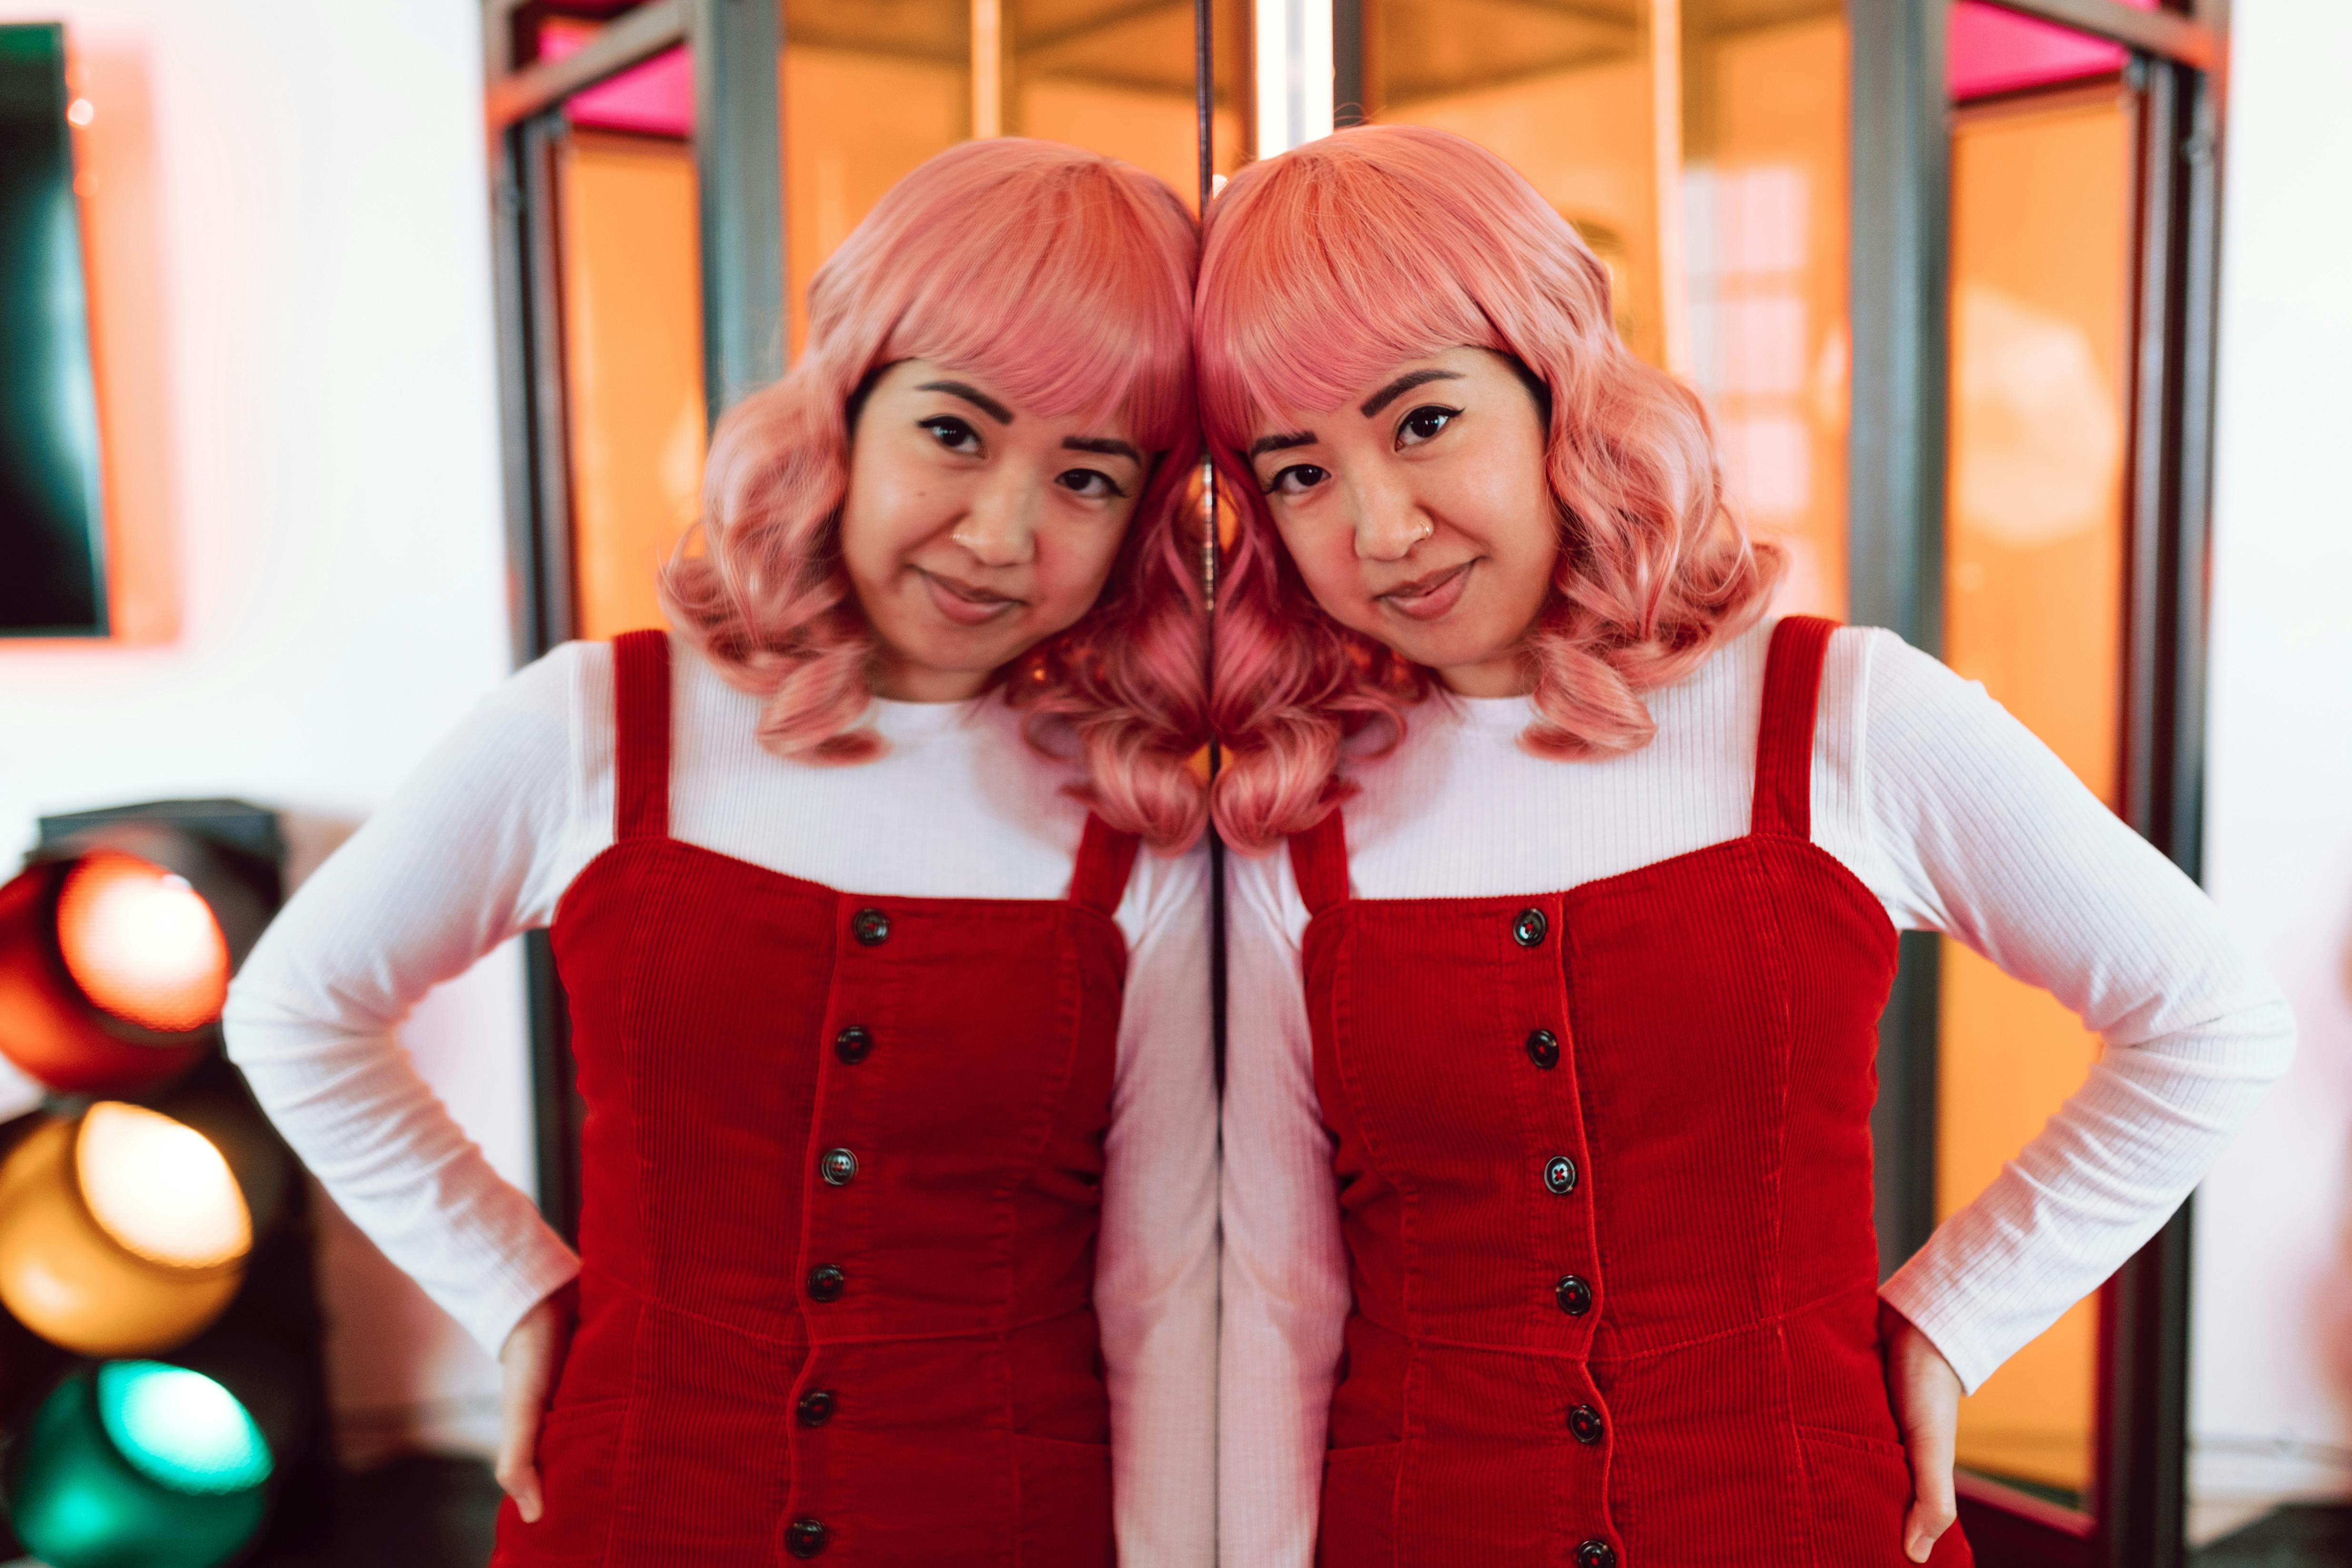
[491,630,1140,1567]
[1286,616,1970,1568]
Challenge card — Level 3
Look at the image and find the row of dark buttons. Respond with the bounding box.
[783,1387,840,1554]
[813,1017,875,1304]
[1513,912,1604,1329]
[788,914,894,1557]
[1517,910,1617,1567]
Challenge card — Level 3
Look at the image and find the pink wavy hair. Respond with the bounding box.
[1198,124,1782,853]
[662,138,1206,850]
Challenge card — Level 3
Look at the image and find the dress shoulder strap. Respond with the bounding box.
[612,629,672,843]
[1287,806,1350,916]
[1069,813,1142,916]
[1749,615,1837,841]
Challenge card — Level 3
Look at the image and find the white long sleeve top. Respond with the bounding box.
[223,638,1218,1567]
[1218,617,2293,1567]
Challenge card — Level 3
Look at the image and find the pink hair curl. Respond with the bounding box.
[1197,123,1783,853]
[662,138,1207,850]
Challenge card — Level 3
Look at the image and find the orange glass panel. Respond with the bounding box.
[1363,0,1849,617]
[1011,0,1235,208]
[776,0,1232,357]
[557,128,706,640]
[54,851,228,1033]
[780,0,969,356]
[1939,81,2137,1508]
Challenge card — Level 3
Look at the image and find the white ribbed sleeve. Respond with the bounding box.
[1216,619,2292,1566]
[1860,636,2296,1392]
[223,639,1218,1567]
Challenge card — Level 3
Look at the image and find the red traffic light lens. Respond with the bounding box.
[54,851,230,1033]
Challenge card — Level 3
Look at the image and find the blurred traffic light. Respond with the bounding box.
[8,1360,274,1568]
[0,1101,257,1355]
[0,800,330,1562]
[0,802,279,1095]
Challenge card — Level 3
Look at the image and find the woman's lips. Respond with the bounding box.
[919,569,1022,627]
[1377,559,1475,622]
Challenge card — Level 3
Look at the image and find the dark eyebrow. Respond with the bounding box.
[1359,368,1464,418]
[916,380,1014,425]
[1062,435,1141,463]
[1248,430,1317,460]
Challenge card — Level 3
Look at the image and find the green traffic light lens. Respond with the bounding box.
[10,1365,269,1568]
[95,1361,273,1495]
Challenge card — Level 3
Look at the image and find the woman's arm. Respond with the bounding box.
[222,647,595,1357]
[1096,843,1220,1568]
[1853,630,2295,1392]
[1218,847,1350,1568]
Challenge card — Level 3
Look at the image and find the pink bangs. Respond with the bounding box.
[811,137,1196,456]
[1197,125,1779,854]
[664,139,1208,851]
[1196,126,1609,460]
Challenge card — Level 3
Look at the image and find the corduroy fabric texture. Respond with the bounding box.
[491,630,1140,1566]
[1286,616,1972,1567]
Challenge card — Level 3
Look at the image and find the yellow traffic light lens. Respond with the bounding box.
[55,851,230,1033]
[0,1116,243,1356]
[76,1103,251,1271]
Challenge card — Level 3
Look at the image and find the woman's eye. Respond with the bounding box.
[1266,463,1329,496]
[920,416,982,454]
[1055,467,1126,500]
[1397,405,1460,447]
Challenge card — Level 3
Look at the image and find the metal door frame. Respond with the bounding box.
[1850,2,2228,1561]
[481,0,784,1241]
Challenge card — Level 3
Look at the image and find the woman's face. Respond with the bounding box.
[1244,346,1557,697]
[842,358,1147,702]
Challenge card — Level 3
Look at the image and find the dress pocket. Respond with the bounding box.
[1012,1434,1114,1568]
[489,1399,628,1567]
[1795,1426,1973,1568]
[1317,1440,1403,1568]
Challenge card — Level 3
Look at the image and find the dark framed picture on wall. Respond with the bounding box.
[0,22,107,639]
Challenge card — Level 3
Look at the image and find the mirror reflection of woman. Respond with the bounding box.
[1201,126,2290,1568]
[226,140,1215,1566]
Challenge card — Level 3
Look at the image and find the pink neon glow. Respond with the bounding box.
[1949,0,2154,102]
[539,18,693,138]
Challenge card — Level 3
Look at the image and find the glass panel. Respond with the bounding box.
[1939,75,2139,1514]
[780,0,970,356]
[555,120,707,639]
[1360,0,1849,616]
[778,0,1236,363]
[1010,0,1204,199]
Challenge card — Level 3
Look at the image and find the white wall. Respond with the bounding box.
[0,0,526,1461]
[2193,0,2352,1527]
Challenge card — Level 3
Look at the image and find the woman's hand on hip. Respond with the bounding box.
[1880,1299,1963,1563]
[496,1283,577,1525]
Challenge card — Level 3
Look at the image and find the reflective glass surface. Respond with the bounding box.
[1361,0,1850,616]
[1939,73,2138,1514]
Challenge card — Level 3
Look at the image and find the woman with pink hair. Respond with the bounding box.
[225,139,1215,1565]
[1205,125,2289,1567]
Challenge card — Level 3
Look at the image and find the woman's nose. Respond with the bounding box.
[950,472,1039,567]
[1351,474,1430,562]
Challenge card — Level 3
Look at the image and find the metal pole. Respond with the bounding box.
[689,0,786,420]
[1847,0,1950,1279]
